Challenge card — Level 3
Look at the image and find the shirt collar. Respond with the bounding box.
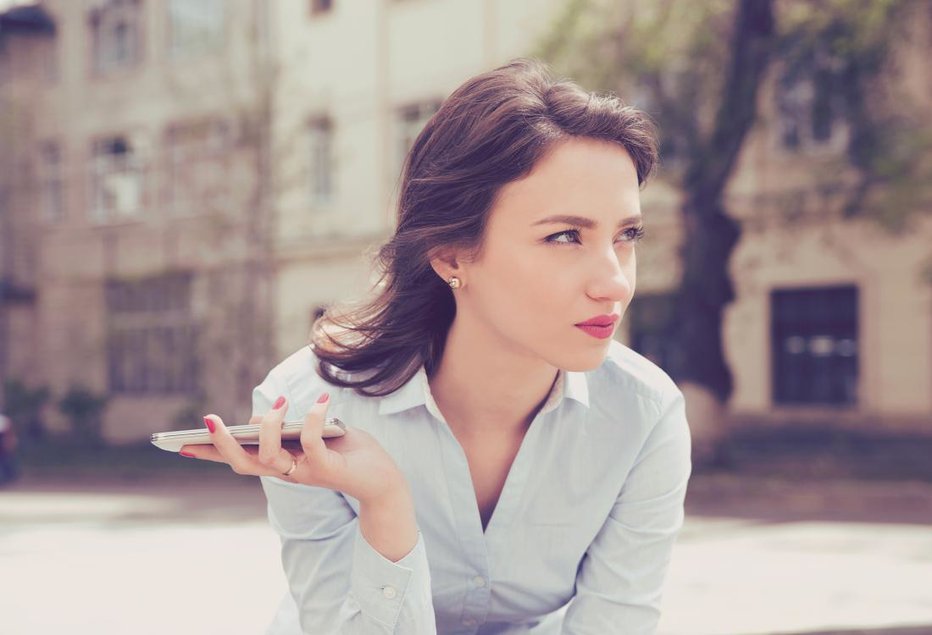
[377,364,590,417]
[377,365,431,416]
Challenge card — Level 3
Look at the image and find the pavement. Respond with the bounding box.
[2,472,931,635]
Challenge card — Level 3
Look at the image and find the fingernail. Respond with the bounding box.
[316,392,330,404]
[180,450,195,458]
[273,395,286,410]
[203,416,215,433]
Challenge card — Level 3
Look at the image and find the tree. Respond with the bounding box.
[536,0,928,463]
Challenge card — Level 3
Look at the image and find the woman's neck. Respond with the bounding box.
[427,316,559,439]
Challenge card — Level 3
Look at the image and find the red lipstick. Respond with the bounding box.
[575,313,619,340]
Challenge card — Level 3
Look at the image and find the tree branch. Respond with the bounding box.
[686,0,775,203]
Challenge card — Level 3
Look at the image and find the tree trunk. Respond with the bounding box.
[673,0,775,465]
[676,199,741,402]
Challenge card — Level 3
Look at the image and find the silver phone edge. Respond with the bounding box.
[150,417,345,444]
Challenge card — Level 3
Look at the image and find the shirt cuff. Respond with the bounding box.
[350,527,430,628]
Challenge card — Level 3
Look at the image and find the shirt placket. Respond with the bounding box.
[427,383,561,634]
[426,393,491,633]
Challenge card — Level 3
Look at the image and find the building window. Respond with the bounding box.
[106,272,199,395]
[168,0,225,59]
[308,118,334,207]
[771,285,859,406]
[0,4,56,82]
[89,0,142,75]
[310,0,334,16]
[627,292,680,375]
[38,142,64,223]
[775,68,844,152]
[165,120,231,215]
[396,99,441,174]
[91,136,144,222]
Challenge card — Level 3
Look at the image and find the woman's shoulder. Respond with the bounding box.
[267,344,319,381]
[580,341,688,444]
[595,340,682,408]
[260,345,357,412]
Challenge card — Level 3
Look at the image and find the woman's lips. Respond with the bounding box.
[575,313,619,339]
[575,323,615,339]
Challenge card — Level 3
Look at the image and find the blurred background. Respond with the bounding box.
[0,1,930,634]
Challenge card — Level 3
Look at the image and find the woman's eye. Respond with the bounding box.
[545,226,646,245]
[621,226,647,243]
[545,230,581,244]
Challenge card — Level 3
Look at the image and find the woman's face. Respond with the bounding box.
[455,137,643,371]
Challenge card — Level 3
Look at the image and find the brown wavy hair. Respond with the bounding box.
[310,57,658,396]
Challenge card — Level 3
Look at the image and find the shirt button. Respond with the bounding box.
[382,586,397,599]
[472,576,486,588]
[462,618,476,627]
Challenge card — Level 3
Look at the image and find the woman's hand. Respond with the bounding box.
[179,393,407,505]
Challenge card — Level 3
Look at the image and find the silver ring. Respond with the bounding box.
[282,457,298,477]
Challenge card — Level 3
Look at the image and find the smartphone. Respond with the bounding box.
[150,418,347,453]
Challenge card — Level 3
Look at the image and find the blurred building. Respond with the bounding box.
[0,0,929,443]
[0,0,284,442]
[0,0,565,442]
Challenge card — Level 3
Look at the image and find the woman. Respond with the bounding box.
[182,58,691,634]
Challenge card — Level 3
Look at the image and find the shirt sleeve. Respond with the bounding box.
[253,371,437,634]
[561,387,692,635]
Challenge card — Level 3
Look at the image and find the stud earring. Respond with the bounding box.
[447,276,462,289]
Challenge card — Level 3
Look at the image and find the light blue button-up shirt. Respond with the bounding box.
[256,339,691,634]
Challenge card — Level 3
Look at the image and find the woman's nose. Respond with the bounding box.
[587,250,634,303]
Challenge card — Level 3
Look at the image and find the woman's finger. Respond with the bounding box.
[203,414,264,475]
[179,443,239,463]
[300,393,332,469]
[257,395,291,473]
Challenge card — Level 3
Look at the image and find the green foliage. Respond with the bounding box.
[856,123,932,233]
[536,0,927,229]
[2,379,50,442]
[534,0,738,182]
[58,385,109,446]
[775,0,928,228]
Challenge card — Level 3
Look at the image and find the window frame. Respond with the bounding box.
[395,98,442,178]
[166,0,227,61]
[770,284,860,407]
[307,116,335,208]
[37,141,65,223]
[627,291,680,376]
[105,271,200,396]
[89,134,146,223]
[88,0,144,77]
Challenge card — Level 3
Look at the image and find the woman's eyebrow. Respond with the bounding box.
[531,213,643,229]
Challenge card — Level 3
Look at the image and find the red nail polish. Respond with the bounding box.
[203,416,215,433]
[180,450,195,458]
[273,395,286,410]
[316,392,330,404]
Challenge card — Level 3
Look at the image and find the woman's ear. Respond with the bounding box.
[428,247,465,284]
